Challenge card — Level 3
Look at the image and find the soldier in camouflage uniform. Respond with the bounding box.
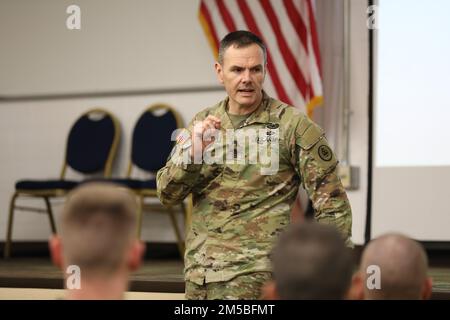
[157,31,352,300]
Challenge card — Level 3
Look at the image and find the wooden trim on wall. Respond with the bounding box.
[0,86,224,102]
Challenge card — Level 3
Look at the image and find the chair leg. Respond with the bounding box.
[136,196,144,239]
[167,206,185,258]
[43,197,57,234]
[4,192,19,258]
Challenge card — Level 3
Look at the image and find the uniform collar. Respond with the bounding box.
[216,91,271,129]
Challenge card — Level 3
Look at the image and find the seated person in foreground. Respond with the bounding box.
[49,182,146,300]
[262,221,353,300]
[349,233,432,300]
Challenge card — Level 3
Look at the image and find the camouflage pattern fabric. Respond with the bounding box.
[157,92,353,288]
[185,272,272,300]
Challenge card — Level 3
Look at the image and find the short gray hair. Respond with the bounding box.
[60,182,138,277]
[217,30,267,65]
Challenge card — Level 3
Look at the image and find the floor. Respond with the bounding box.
[0,287,185,300]
[0,258,185,293]
[0,258,449,299]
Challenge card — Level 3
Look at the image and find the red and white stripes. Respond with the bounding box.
[199,0,323,116]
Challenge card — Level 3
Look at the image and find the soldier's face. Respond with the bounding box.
[215,44,266,111]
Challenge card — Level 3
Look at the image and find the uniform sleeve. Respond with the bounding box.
[156,120,202,206]
[295,118,353,246]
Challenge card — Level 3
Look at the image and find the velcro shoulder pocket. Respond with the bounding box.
[295,121,324,150]
[296,121,337,172]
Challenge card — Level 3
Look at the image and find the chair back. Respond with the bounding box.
[62,108,120,178]
[129,104,183,174]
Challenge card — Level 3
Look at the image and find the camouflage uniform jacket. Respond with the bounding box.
[157,93,352,285]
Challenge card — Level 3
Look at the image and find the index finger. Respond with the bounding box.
[206,115,221,123]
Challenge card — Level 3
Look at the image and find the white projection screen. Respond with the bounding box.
[372,0,450,240]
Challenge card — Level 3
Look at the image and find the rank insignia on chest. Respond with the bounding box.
[256,135,278,144]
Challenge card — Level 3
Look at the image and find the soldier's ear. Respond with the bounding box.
[422,277,433,300]
[260,281,279,300]
[215,62,224,84]
[127,240,146,271]
[49,235,63,270]
[347,272,365,300]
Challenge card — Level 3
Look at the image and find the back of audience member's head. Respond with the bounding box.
[351,233,432,300]
[49,182,145,282]
[263,221,353,300]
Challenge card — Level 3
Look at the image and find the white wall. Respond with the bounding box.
[371,0,450,241]
[315,0,368,244]
[0,0,218,95]
[0,0,225,243]
[346,0,369,245]
[0,0,370,244]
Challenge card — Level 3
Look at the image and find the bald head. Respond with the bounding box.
[60,182,138,277]
[360,233,431,299]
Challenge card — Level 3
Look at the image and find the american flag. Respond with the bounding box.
[199,0,323,117]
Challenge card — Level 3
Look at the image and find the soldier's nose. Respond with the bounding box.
[241,70,251,83]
